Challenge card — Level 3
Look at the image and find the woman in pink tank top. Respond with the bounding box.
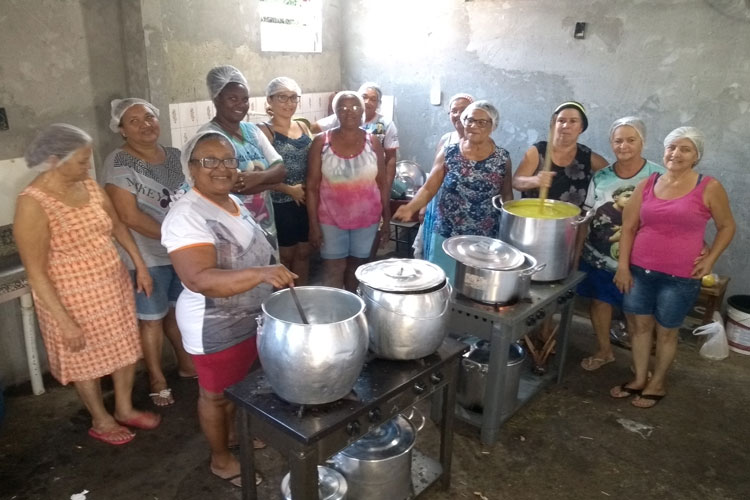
[611,127,735,408]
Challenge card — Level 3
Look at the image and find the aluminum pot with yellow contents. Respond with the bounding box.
[493,196,594,281]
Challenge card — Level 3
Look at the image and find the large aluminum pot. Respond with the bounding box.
[494,196,593,281]
[330,413,422,500]
[356,259,451,360]
[257,287,368,405]
[280,465,348,500]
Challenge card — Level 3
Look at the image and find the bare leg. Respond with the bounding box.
[279,246,295,275]
[140,318,173,406]
[344,257,367,292]
[627,313,655,389]
[73,378,130,439]
[581,300,616,369]
[291,242,311,286]
[199,386,240,478]
[639,324,678,397]
[322,258,347,289]
[112,362,161,426]
[163,308,195,378]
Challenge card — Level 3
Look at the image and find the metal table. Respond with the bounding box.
[225,338,467,500]
[447,271,586,445]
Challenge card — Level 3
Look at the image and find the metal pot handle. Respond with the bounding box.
[491,194,504,211]
[571,208,595,226]
[255,314,264,329]
[401,406,426,432]
[519,262,547,277]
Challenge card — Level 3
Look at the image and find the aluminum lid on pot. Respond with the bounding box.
[443,235,525,270]
[338,415,416,460]
[355,258,446,292]
[281,465,348,500]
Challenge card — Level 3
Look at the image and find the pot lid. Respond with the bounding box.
[355,258,445,292]
[281,466,347,500]
[339,415,416,460]
[443,235,525,270]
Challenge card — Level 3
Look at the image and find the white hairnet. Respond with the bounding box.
[206,65,248,100]
[448,93,475,108]
[461,100,500,131]
[664,126,705,163]
[357,82,382,103]
[24,123,92,171]
[266,77,302,97]
[180,130,237,187]
[331,91,366,115]
[610,116,646,144]
[109,98,160,133]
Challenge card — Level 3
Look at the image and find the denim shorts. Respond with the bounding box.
[131,265,184,320]
[320,222,380,259]
[622,265,701,328]
[576,260,623,308]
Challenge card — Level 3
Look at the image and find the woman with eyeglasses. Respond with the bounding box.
[199,65,286,239]
[393,100,513,282]
[306,91,390,291]
[162,130,296,487]
[259,77,313,284]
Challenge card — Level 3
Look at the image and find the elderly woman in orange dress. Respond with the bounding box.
[14,124,160,445]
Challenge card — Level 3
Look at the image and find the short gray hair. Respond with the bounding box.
[460,100,500,131]
[664,126,705,164]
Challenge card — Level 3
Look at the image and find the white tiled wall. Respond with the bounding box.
[168,92,335,149]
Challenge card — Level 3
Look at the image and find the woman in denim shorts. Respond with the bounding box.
[613,127,735,408]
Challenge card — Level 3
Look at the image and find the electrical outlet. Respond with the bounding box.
[0,108,8,131]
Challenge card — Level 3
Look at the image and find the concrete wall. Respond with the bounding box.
[341,0,750,298]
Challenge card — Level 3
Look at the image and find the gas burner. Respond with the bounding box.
[290,390,361,418]
[455,291,523,308]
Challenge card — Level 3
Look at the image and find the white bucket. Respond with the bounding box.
[726,295,750,355]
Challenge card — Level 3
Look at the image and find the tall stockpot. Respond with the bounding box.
[280,465,348,500]
[257,286,369,405]
[355,259,451,360]
[493,196,593,281]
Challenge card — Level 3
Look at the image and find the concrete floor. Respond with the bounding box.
[2,252,750,499]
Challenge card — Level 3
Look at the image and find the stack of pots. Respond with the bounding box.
[355,259,451,360]
[443,235,545,304]
[280,466,348,500]
[493,196,593,282]
[257,286,369,404]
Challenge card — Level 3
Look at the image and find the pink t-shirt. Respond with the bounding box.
[317,131,382,230]
[631,173,712,278]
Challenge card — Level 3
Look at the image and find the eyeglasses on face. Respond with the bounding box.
[463,117,491,128]
[274,94,301,103]
[189,157,240,169]
[337,105,363,113]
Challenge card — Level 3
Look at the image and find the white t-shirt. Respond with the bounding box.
[161,189,277,354]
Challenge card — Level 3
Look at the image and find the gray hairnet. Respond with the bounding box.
[266,77,302,97]
[357,82,382,104]
[663,126,705,163]
[461,100,500,131]
[331,91,366,115]
[109,98,160,133]
[24,123,92,171]
[206,65,248,100]
[609,116,646,144]
[180,130,237,187]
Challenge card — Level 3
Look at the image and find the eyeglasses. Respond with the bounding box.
[337,105,363,113]
[189,157,240,169]
[463,117,491,128]
[274,94,301,103]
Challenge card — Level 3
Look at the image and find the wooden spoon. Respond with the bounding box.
[538,117,556,206]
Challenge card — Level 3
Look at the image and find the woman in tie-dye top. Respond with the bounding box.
[307,91,390,291]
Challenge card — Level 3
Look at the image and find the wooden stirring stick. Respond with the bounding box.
[537,117,556,206]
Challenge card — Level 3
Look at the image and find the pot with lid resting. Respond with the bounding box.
[257,286,368,405]
[493,196,593,281]
[280,465,348,500]
[443,235,546,304]
[355,259,451,360]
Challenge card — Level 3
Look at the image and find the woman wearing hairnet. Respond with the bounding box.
[392,100,514,283]
[577,117,665,372]
[14,124,160,445]
[259,77,313,284]
[103,98,196,407]
[612,127,735,408]
[199,65,286,239]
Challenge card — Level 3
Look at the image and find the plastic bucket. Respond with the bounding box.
[726,295,750,355]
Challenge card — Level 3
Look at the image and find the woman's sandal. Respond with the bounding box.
[609,383,642,399]
[580,355,615,371]
[632,393,665,409]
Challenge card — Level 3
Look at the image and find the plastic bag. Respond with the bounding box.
[692,311,730,361]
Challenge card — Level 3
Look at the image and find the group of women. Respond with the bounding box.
[12,61,736,488]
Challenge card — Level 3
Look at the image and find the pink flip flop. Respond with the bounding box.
[88,427,135,446]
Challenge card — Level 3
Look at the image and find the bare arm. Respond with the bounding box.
[169,245,296,298]
[384,147,398,194]
[235,162,287,195]
[372,140,392,247]
[104,184,162,239]
[393,148,447,221]
[591,152,609,172]
[501,157,514,202]
[305,135,325,248]
[693,179,736,277]
[613,180,645,293]
[512,145,554,192]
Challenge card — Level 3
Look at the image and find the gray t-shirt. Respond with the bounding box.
[103,146,184,268]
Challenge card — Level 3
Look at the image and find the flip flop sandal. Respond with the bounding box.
[609,383,642,399]
[581,356,615,371]
[149,388,175,407]
[88,427,135,446]
[115,412,162,430]
[632,393,664,409]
